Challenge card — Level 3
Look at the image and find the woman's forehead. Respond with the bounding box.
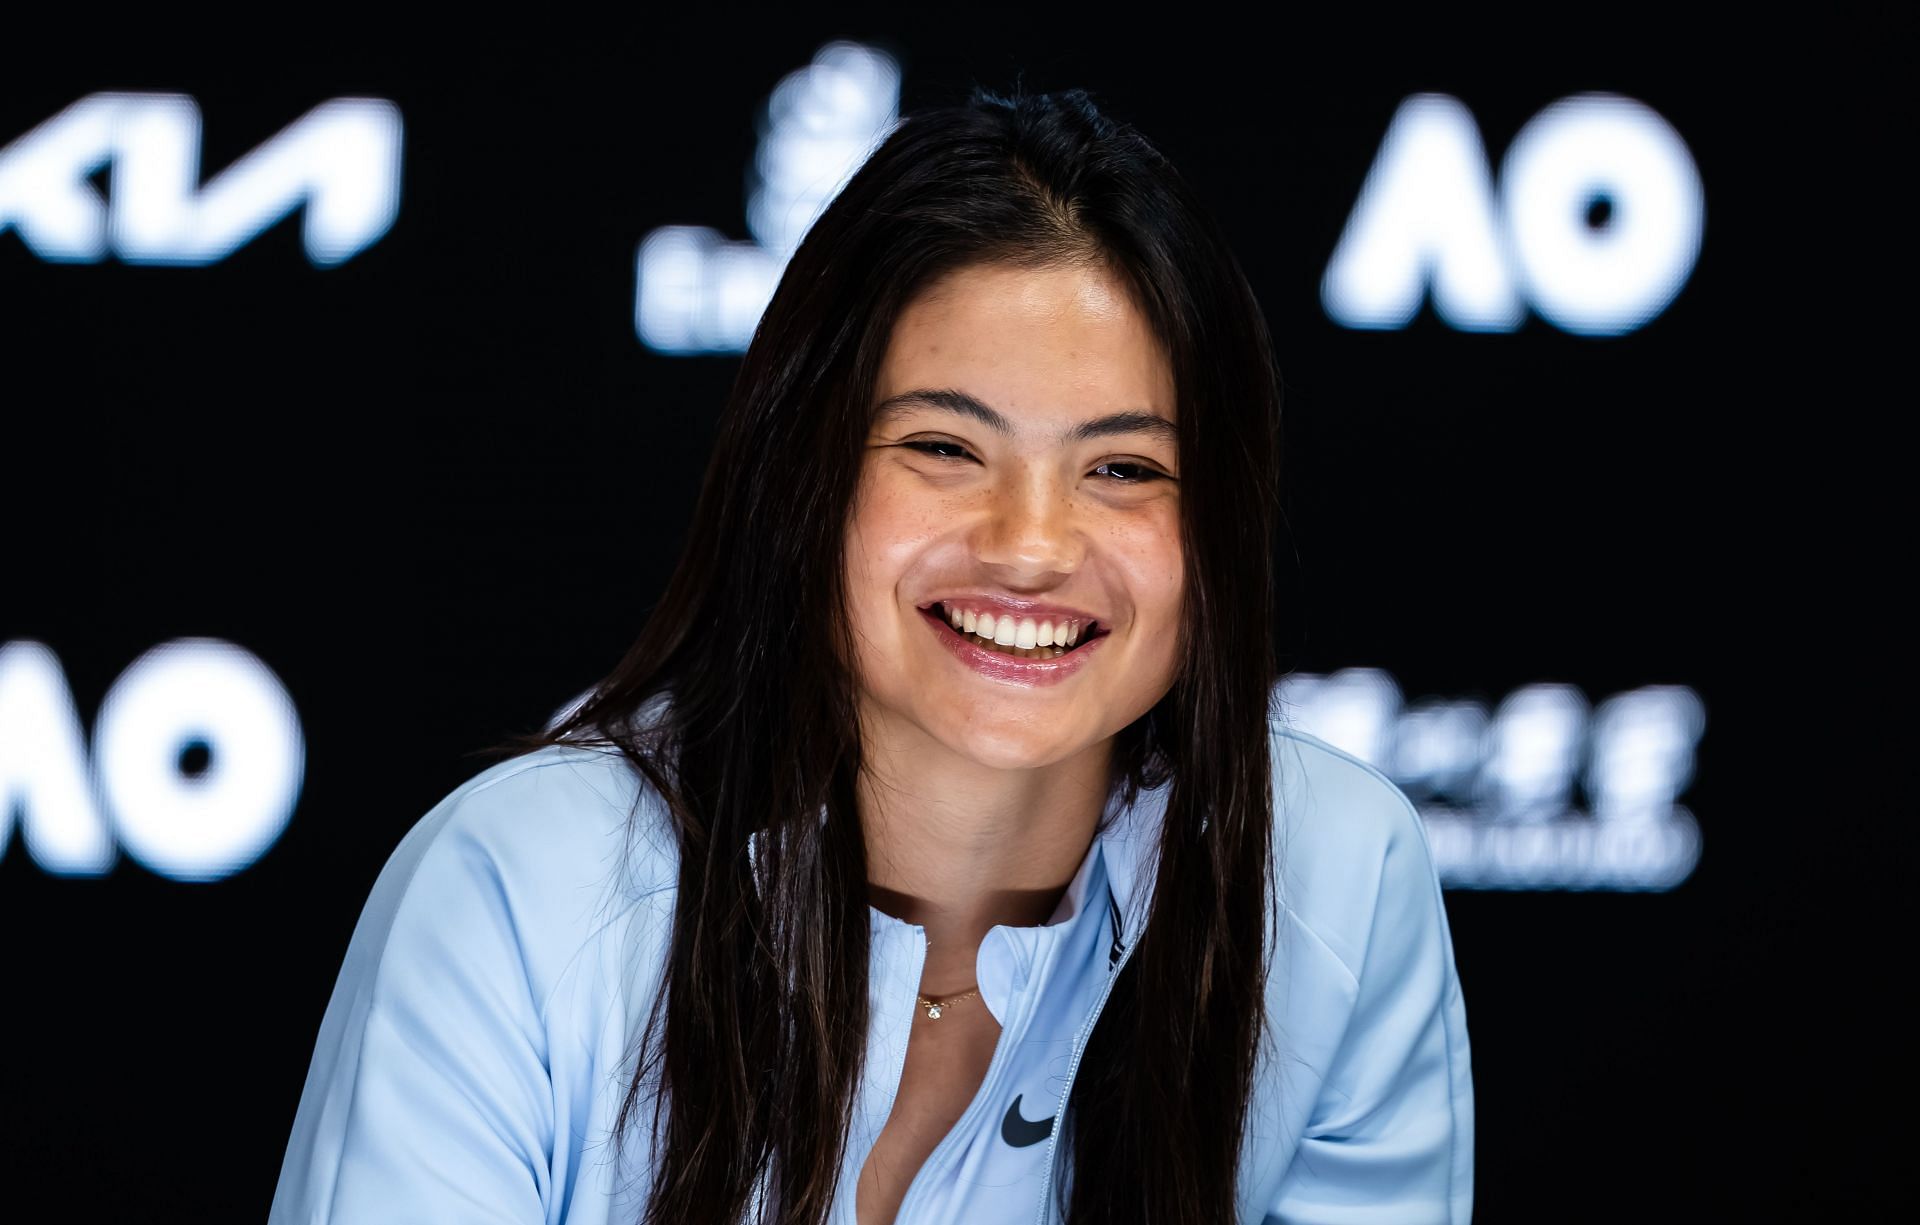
[877,263,1175,424]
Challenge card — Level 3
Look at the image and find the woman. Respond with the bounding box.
[270,84,1473,1224]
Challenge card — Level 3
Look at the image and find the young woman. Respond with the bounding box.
[270,85,1473,1224]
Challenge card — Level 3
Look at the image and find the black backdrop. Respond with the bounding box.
[1,14,1892,1223]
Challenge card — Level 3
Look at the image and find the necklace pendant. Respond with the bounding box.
[926,1004,943,1019]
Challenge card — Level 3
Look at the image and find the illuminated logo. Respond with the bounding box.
[0,638,305,881]
[634,40,901,354]
[0,92,402,266]
[1279,668,1704,890]
[1322,92,1705,336]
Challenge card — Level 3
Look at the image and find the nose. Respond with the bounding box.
[972,468,1085,578]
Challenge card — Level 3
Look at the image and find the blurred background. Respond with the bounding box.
[0,15,1890,1222]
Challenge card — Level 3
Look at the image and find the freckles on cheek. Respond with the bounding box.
[878,516,950,583]
[875,474,964,546]
[851,478,956,595]
[1117,514,1184,649]
[1113,513,1184,582]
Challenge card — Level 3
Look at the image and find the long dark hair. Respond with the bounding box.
[491,81,1283,1224]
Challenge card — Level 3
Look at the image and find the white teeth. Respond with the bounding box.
[934,604,1096,659]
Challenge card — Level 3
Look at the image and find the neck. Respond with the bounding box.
[857,718,1113,996]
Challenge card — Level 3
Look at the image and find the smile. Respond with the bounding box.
[917,602,1111,687]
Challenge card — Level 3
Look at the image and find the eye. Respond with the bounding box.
[901,439,974,461]
[1092,460,1170,485]
[899,440,1170,484]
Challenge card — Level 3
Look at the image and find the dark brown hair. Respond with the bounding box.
[492,80,1283,1224]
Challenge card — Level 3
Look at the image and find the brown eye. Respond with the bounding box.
[1093,461,1166,484]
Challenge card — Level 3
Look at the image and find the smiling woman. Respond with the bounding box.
[841,260,1196,1221]
[270,82,1472,1225]
[849,262,1183,739]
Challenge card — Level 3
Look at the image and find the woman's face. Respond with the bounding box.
[844,259,1184,772]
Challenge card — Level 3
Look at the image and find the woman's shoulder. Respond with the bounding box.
[1266,715,1449,983]
[1254,713,1474,1222]
[271,743,683,1224]
[408,741,678,884]
[449,739,682,888]
[341,742,682,1015]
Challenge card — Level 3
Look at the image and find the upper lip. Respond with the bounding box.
[917,594,1108,628]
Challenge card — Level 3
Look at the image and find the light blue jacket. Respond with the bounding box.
[269,711,1474,1223]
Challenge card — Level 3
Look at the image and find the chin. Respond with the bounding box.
[940,720,1081,772]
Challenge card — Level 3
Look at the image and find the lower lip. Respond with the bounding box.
[918,607,1108,687]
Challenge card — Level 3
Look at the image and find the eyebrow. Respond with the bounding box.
[872,388,1178,448]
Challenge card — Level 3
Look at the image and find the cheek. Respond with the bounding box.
[844,468,949,611]
[1116,509,1185,622]
[1116,520,1185,683]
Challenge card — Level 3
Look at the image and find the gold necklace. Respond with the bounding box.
[916,987,979,1020]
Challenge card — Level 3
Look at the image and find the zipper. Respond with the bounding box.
[841,924,927,1224]
[1031,912,1139,1225]
[886,864,1128,1221]
[887,933,1037,1222]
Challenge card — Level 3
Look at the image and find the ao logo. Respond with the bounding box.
[0,92,402,266]
[0,639,304,881]
[1323,92,1705,335]
[637,61,1703,351]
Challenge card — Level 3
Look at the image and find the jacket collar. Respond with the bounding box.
[1095,769,1172,946]
[727,736,1172,942]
